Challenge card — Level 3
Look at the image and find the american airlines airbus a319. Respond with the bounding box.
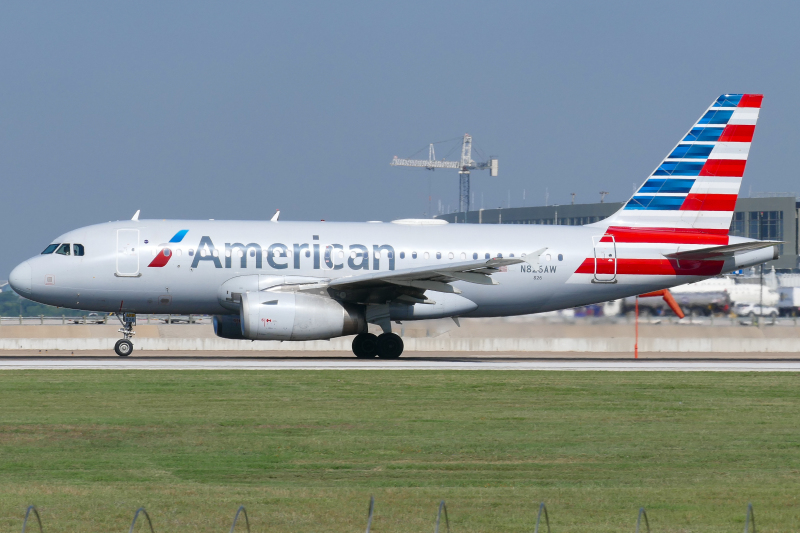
[8,94,778,358]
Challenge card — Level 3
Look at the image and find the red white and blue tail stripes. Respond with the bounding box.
[601,94,761,231]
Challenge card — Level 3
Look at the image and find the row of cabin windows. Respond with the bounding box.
[154,247,564,263]
[40,242,565,264]
[42,243,85,256]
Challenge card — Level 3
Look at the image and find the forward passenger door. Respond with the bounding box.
[116,229,140,277]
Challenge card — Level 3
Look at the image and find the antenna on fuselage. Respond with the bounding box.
[131,210,140,221]
[271,210,280,222]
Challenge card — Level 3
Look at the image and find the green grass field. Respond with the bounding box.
[0,371,798,532]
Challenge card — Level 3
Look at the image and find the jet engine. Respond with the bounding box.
[239,291,366,341]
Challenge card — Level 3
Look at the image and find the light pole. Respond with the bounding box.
[759,211,763,326]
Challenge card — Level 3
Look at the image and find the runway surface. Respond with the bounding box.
[1,356,799,371]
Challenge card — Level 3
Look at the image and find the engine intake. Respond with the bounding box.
[213,314,245,340]
[240,291,366,341]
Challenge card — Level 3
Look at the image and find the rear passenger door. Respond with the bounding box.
[592,235,617,282]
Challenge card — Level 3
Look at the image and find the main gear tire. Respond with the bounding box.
[352,333,379,358]
[377,332,404,359]
[114,339,133,357]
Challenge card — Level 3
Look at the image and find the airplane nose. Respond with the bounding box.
[8,261,32,296]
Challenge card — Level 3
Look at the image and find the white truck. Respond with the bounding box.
[778,287,800,316]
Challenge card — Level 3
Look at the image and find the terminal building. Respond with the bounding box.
[436,195,800,269]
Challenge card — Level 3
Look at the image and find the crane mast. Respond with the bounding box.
[391,134,498,214]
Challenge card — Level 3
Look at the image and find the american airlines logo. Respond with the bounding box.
[147,230,189,268]
[148,232,397,271]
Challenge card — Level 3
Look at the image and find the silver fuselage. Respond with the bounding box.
[8,219,774,319]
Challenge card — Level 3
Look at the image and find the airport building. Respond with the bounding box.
[436,195,800,269]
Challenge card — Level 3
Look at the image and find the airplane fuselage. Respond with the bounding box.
[10,219,773,317]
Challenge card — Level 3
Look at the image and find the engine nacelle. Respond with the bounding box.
[240,291,366,341]
[212,314,245,340]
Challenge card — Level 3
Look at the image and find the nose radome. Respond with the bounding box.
[8,261,32,296]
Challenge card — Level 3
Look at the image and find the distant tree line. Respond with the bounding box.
[0,290,96,317]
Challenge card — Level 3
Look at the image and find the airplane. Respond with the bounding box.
[8,94,778,358]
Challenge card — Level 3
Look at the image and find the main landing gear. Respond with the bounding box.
[352,332,404,359]
[114,312,136,357]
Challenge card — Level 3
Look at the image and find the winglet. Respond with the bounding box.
[271,210,280,222]
[131,210,140,221]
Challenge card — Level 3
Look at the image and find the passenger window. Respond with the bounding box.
[423,252,430,259]
[485,253,490,259]
[448,252,454,259]
[55,244,71,256]
[497,253,503,258]
[509,253,515,258]
[188,249,194,256]
[473,253,478,260]
[412,252,417,259]
[400,251,405,259]
[558,254,564,261]
[436,252,442,260]
[42,244,59,254]
[73,244,85,256]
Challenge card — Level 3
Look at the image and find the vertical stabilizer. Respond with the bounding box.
[599,94,762,232]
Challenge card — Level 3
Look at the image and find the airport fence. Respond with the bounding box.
[3,313,800,328]
[16,500,760,532]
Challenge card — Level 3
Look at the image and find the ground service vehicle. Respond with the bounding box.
[733,302,779,319]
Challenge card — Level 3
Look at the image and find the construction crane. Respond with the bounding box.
[391,134,498,213]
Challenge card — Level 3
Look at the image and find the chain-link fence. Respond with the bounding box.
[16,500,760,532]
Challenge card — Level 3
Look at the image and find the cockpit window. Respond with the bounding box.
[55,243,71,256]
[73,244,85,256]
[42,244,59,254]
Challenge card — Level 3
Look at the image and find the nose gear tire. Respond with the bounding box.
[377,332,404,359]
[352,333,379,358]
[114,339,133,357]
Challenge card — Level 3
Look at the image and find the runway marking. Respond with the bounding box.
[1,358,799,371]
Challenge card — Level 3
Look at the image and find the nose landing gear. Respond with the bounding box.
[115,312,136,357]
[114,339,133,356]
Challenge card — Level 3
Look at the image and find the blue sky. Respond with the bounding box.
[2,1,799,276]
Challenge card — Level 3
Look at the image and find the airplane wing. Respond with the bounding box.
[262,248,548,305]
[664,241,781,261]
[328,248,547,293]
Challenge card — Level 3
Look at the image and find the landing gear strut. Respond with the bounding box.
[351,332,404,359]
[115,312,136,357]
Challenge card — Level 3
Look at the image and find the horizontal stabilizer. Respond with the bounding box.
[665,241,780,260]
